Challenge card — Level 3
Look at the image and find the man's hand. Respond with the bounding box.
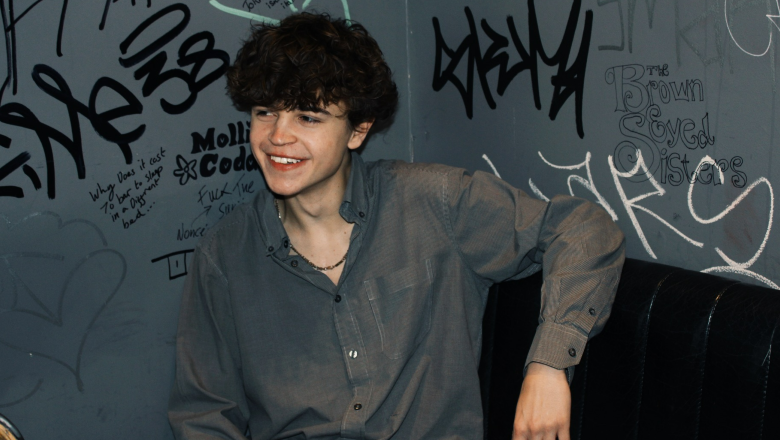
[512,362,571,440]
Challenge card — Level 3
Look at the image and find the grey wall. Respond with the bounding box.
[0,1,408,438]
[1,0,779,438]
[412,0,780,290]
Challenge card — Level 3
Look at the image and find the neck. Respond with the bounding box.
[278,156,352,233]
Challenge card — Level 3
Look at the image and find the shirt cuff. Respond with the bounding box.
[524,321,588,382]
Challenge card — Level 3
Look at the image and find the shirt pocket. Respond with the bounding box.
[363,259,434,360]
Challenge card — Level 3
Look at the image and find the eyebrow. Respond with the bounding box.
[298,105,332,116]
[254,104,336,117]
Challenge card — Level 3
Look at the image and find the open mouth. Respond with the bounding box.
[269,155,303,165]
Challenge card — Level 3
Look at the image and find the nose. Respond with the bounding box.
[269,114,296,146]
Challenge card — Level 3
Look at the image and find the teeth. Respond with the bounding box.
[270,156,302,164]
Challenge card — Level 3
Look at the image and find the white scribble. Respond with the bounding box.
[725,0,779,57]
[608,150,704,259]
[527,179,550,202]
[481,154,501,178]
[536,151,619,221]
[209,0,351,24]
[209,0,275,23]
[771,4,780,32]
[513,148,778,288]
[482,154,552,201]
[688,157,777,288]
[702,266,779,289]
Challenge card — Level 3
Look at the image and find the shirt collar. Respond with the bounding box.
[340,151,370,225]
[257,150,370,257]
[257,187,287,257]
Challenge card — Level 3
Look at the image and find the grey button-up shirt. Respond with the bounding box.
[169,152,625,439]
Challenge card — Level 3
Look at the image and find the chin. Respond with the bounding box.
[265,181,302,198]
[259,169,298,196]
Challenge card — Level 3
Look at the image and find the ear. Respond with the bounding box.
[347,120,374,150]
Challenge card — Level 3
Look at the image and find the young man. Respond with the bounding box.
[168,13,625,440]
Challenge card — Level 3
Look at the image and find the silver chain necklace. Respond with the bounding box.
[274,199,348,272]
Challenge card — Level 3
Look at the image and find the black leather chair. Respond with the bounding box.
[479,258,780,439]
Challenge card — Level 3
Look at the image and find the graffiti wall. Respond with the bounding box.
[414,0,780,289]
[3,0,779,437]
[0,1,409,438]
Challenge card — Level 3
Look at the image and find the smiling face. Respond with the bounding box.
[250,102,371,200]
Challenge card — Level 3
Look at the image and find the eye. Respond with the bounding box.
[299,115,320,125]
[253,108,274,118]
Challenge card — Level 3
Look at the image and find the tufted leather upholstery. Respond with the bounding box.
[479,258,780,439]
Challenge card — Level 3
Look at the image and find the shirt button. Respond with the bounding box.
[349,350,358,359]
[359,211,365,218]
[283,239,289,248]
[354,403,362,410]
[589,308,596,316]
[291,260,298,268]
[568,348,577,357]
[334,295,342,303]
[267,246,274,252]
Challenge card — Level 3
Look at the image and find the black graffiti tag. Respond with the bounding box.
[100,0,152,31]
[0,0,70,98]
[118,3,230,115]
[432,0,593,138]
[0,65,145,199]
[0,2,230,199]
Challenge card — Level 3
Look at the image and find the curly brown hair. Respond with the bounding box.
[226,13,398,128]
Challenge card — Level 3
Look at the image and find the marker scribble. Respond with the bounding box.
[0,212,127,406]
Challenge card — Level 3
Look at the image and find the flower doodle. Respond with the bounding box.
[173,154,198,185]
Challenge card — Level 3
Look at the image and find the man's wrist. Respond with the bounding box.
[526,362,566,377]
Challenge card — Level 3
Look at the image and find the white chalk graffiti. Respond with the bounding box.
[484,151,778,289]
[209,0,351,24]
[527,179,550,203]
[481,154,502,178]
[725,0,780,57]
[607,150,704,258]
[535,151,619,222]
[687,157,777,288]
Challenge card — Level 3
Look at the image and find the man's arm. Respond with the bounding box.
[168,246,250,439]
[513,363,571,440]
[443,168,625,439]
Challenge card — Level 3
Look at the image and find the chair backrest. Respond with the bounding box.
[479,258,780,440]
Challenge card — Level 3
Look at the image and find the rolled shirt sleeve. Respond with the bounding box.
[443,168,625,376]
[168,246,251,439]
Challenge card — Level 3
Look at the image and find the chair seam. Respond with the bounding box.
[693,288,728,440]
[633,271,673,440]
[759,321,778,440]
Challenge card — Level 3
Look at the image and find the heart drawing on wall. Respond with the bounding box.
[0,212,127,407]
